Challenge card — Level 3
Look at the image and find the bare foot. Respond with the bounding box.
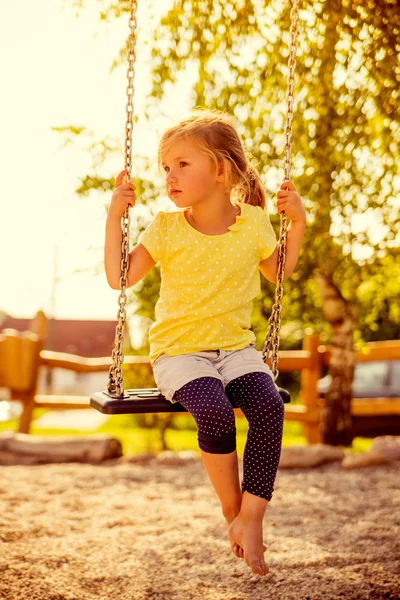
[225,519,267,559]
[225,516,244,558]
[228,514,269,576]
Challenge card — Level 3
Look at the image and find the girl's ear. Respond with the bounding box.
[216,159,230,182]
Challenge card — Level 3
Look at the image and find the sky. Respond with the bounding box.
[0,0,182,322]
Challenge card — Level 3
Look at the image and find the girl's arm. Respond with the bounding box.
[259,219,306,283]
[104,169,156,290]
[259,180,307,283]
[105,213,155,289]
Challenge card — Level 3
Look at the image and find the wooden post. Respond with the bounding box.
[299,334,322,444]
[12,390,35,435]
[29,310,49,339]
[0,329,44,434]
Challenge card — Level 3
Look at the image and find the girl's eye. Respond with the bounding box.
[163,162,188,173]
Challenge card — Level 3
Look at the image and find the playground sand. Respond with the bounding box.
[0,458,399,599]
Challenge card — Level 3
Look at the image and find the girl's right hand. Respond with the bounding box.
[108,169,136,218]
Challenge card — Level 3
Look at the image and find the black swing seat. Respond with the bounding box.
[90,387,290,415]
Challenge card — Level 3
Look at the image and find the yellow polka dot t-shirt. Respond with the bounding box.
[139,202,277,364]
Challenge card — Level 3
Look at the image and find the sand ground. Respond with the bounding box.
[0,458,399,600]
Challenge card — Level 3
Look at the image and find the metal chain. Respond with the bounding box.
[107,0,138,396]
[108,0,300,395]
[262,0,300,379]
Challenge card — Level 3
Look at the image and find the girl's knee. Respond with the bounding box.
[227,372,284,409]
[268,388,285,413]
[174,376,237,445]
[259,386,285,423]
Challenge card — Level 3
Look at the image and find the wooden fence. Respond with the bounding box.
[1,329,399,443]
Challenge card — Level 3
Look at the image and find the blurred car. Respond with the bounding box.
[317,360,400,398]
[317,360,400,437]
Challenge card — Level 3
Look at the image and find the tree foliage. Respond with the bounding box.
[140,0,399,348]
[68,0,400,349]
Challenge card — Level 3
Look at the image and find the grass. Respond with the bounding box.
[0,409,373,456]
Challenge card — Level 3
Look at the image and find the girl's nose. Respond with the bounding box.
[166,171,177,184]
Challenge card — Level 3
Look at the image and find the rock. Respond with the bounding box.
[118,452,156,464]
[278,444,345,469]
[341,450,390,469]
[371,436,400,462]
[156,451,186,466]
[177,450,199,462]
[119,450,199,466]
[156,450,199,466]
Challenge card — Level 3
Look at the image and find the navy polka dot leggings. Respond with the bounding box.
[173,372,284,501]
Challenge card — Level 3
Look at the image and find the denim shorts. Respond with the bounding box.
[152,344,277,403]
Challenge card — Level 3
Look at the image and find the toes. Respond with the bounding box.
[248,557,269,577]
[251,562,263,576]
[231,542,241,558]
[230,542,245,559]
[253,562,267,576]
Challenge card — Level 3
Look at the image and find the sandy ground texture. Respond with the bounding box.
[0,457,399,600]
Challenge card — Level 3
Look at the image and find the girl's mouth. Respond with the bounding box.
[171,190,182,196]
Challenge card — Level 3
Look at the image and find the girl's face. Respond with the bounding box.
[161,138,223,208]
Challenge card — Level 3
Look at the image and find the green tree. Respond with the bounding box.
[144,0,400,446]
[67,0,399,445]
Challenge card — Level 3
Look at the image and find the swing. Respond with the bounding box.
[90,0,300,415]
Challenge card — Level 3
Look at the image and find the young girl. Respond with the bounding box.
[105,109,306,577]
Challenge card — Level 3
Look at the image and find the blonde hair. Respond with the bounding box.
[158,108,268,209]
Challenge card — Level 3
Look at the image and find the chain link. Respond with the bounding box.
[108,0,300,395]
[262,0,300,379]
[107,0,138,397]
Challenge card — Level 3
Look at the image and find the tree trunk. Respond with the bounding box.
[0,431,123,464]
[315,270,356,446]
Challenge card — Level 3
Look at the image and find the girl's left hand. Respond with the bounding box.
[276,180,306,224]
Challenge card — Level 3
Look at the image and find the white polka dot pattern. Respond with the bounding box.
[174,372,284,502]
[138,202,277,364]
[226,372,284,501]
[175,377,236,436]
